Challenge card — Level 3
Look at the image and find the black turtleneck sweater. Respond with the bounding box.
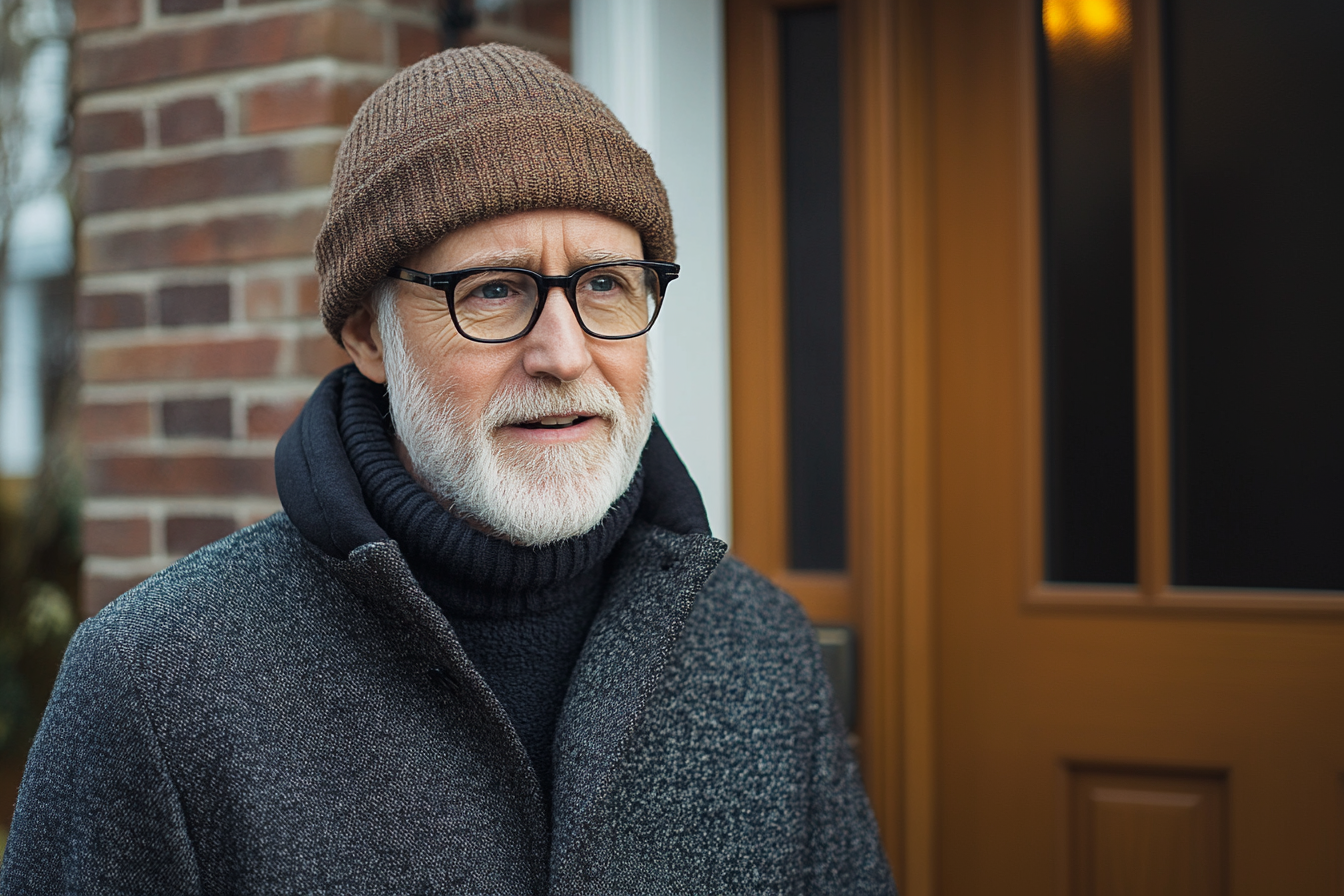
[337,369,643,797]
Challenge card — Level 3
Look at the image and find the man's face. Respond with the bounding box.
[343,208,654,544]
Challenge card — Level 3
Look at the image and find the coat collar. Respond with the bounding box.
[324,538,552,877]
[319,519,725,890]
[549,522,726,888]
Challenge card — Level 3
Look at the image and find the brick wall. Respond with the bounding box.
[74,0,440,616]
[460,0,571,71]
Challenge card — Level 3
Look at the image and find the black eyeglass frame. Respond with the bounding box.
[388,260,680,344]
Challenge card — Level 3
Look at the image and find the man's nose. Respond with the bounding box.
[519,286,593,382]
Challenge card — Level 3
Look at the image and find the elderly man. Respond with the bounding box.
[1,45,894,894]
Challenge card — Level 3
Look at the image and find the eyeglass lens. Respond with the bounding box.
[451,264,660,340]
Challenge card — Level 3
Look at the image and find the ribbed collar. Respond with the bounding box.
[336,367,643,617]
[275,366,713,593]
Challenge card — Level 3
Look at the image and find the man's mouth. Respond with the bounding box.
[514,415,594,430]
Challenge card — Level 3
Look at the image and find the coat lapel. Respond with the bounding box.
[326,537,551,886]
[548,521,726,891]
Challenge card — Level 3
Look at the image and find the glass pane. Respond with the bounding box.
[780,6,846,571]
[1168,0,1344,590]
[1040,0,1138,583]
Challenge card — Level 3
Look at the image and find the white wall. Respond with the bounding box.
[573,0,732,542]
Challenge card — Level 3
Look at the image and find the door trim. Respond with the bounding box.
[725,0,936,889]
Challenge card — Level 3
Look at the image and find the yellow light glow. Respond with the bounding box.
[1043,0,1131,46]
[1077,0,1122,39]
[1043,0,1070,43]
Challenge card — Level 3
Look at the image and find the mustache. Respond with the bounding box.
[480,378,626,430]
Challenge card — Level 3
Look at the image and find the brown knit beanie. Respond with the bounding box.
[315,44,676,342]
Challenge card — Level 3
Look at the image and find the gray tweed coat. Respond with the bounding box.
[0,513,893,894]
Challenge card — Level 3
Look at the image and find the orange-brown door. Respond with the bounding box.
[930,0,1344,893]
[726,0,928,883]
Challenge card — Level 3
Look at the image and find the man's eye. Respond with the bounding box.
[588,276,616,292]
[476,282,512,299]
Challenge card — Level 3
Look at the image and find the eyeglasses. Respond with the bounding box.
[387,260,680,344]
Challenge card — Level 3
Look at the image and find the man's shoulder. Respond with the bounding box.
[701,553,811,621]
[686,554,820,660]
[83,513,340,657]
[113,511,319,600]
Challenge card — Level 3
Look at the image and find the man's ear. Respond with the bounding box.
[341,305,388,384]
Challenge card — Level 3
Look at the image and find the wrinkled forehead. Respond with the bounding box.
[404,209,646,274]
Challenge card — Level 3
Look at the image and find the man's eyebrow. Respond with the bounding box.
[570,249,634,265]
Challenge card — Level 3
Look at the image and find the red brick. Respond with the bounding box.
[244,278,285,320]
[476,2,570,58]
[78,292,146,329]
[162,397,232,438]
[158,282,231,326]
[296,275,321,318]
[159,96,225,146]
[81,207,326,273]
[82,573,147,616]
[84,338,280,382]
[82,144,336,214]
[73,110,145,155]
[296,334,350,376]
[83,516,152,557]
[247,398,305,438]
[75,0,139,32]
[240,79,378,135]
[160,0,223,14]
[80,401,151,443]
[397,23,439,67]
[165,515,235,553]
[76,9,385,91]
[87,454,277,497]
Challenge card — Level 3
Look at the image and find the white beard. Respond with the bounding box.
[376,288,652,546]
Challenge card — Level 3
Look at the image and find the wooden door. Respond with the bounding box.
[726,0,932,886]
[931,0,1344,893]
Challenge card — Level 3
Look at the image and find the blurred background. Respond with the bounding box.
[0,0,78,844]
[0,0,1341,892]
